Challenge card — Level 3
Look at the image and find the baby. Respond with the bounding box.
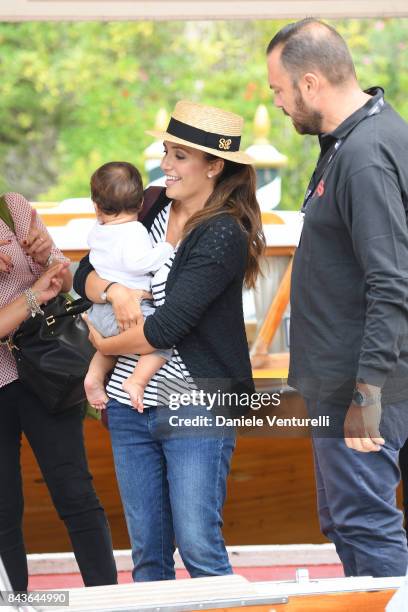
[84,161,173,412]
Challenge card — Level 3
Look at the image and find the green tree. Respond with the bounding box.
[0,19,407,208]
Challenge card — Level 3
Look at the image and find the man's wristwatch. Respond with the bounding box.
[352,388,380,407]
[100,281,117,303]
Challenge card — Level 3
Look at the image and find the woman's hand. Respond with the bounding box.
[31,261,70,304]
[82,312,154,356]
[0,239,12,273]
[107,285,150,332]
[20,209,53,266]
[82,313,106,353]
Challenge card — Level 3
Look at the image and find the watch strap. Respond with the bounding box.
[352,388,381,407]
[102,281,117,302]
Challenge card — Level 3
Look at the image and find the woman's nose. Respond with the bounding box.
[160,157,170,172]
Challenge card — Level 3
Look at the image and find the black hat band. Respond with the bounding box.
[166,117,241,152]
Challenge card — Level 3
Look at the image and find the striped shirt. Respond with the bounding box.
[106,203,194,408]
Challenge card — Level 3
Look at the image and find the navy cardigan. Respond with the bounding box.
[73,189,254,399]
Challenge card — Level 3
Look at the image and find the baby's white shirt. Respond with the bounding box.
[88,220,174,291]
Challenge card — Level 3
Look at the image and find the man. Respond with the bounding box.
[267,18,408,576]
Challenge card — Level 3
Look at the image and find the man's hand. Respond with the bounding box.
[344,383,385,452]
[107,285,150,331]
[21,208,53,266]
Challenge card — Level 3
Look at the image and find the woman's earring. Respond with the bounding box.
[207,174,212,178]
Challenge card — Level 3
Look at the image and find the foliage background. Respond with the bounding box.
[0,18,407,209]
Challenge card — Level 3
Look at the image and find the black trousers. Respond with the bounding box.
[0,381,117,591]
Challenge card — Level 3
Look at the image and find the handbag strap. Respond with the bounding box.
[0,195,15,233]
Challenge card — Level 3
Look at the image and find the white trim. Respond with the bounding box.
[227,544,340,566]
[2,0,408,20]
[27,544,340,575]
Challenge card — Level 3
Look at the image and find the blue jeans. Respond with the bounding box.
[307,398,408,577]
[106,399,235,581]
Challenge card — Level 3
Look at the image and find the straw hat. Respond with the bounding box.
[146,100,254,165]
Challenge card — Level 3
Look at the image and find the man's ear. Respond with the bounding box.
[300,72,320,100]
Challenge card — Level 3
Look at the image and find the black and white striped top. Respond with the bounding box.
[106,202,194,408]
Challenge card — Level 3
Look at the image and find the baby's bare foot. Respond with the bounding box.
[122,378,145,413]
[84,373,108,410]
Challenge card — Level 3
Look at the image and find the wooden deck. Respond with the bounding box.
[223,590,396,612]
[30,574,400,612]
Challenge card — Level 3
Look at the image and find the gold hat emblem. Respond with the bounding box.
[219,138,232,151]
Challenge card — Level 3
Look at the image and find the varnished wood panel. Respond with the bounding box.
[22,417,130,553]
[201,589,396,612]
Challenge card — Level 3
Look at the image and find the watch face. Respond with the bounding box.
[101,282,116,303]
[353,390,365,406]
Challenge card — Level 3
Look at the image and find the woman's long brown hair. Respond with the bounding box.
[182,155,266,288]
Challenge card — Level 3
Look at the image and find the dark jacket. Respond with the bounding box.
[288,88,408,403]
[73,190,254,399]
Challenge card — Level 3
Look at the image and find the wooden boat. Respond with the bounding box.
[11,572,403,611]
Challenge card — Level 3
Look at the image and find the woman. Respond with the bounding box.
[0,193,117,591]
[74,101,265,581]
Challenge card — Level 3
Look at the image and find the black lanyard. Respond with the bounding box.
[301,95,385,214]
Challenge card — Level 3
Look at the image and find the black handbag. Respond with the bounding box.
[6,295,95,414]
[1,196,95,414]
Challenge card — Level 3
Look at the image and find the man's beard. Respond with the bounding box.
[284,87,323,135]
